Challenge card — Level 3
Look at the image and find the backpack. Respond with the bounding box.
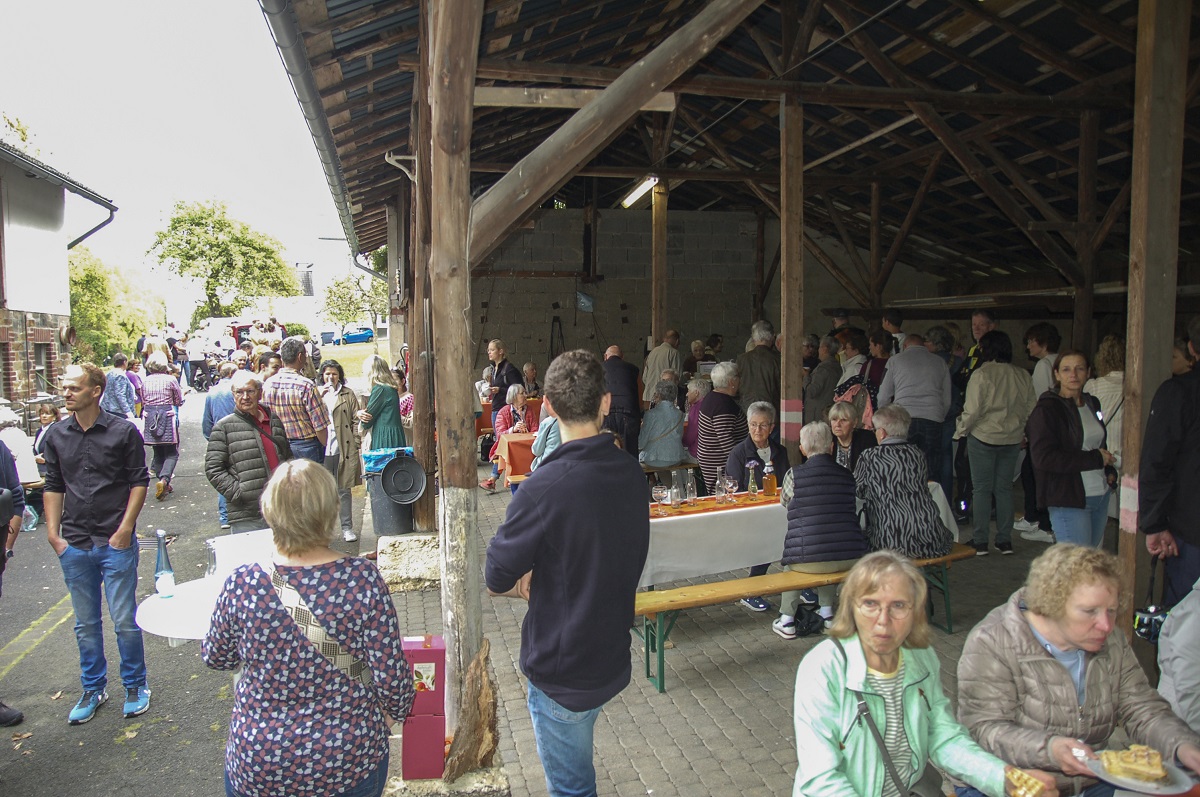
[833,381,874,430]
[793,605,826,638]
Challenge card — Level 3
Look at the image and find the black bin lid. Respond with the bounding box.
[380,455,426,504]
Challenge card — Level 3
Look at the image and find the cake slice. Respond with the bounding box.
[1005,768,1046,797]
[1099,744,1168,783]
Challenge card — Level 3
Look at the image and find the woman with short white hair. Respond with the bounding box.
[696,362,746,494]
[853,404,953,559]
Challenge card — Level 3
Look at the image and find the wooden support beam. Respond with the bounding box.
[876,152,942,294]
[1120,0,1191,639]
[1091,179,1132,253]
[428,0,485,732]
[651,182,668,344]
[753,210,766,321]
[470,161,785,183]
[822,194,871,292]
[1073,110,1098,354]
[974,139,1066,225]
[468,0,767,266]
[390,53,1127,113]
[472,85,676,112]
[780,91,805,468]
[869,181,881,304]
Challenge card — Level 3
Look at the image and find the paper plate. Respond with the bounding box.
[1086,759,1195,795]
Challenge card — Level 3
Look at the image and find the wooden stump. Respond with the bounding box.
[443,638,498,783]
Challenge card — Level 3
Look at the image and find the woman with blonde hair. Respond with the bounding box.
[203,460,414,797]
[356,355,405,450]
[1084,336,1125,520]
[793,550,1056,797]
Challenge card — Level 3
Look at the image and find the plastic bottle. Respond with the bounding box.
[21,506,38,532]
[747,464,758,495]
[762,462,777,497]
[154,529,175,597]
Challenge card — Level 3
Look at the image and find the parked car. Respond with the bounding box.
[333,327,374,345]
[320,330,336,345]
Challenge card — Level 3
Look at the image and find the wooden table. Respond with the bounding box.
[496,432,537,486]
[475,399,493,437]
[639,493,785,588]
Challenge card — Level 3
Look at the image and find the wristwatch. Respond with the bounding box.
[4,549,12,560]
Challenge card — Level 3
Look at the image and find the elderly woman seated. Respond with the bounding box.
[638,381,687,468]
[828,401,877,472]
[956,544,1200,797]
[772,421,868,639]
[853,404,953,559]
[724,401,791,613]
[488,384,540,490]
[793,551,1057,797]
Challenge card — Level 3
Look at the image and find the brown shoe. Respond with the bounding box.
[155,480,166,500]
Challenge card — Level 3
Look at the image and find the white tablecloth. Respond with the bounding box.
[639,501,787,588]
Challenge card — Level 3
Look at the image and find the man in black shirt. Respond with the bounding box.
[486,350,649,797]
[602,345,642,456]
[44,363,151,725]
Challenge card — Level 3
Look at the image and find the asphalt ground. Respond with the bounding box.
[0,389,368,796]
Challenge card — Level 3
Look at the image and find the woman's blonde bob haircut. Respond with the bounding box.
[828,550,931,648]
[1023,543,1126,619]
[260,459,338,556]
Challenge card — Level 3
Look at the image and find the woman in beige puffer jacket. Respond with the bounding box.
[955,545,1200,795]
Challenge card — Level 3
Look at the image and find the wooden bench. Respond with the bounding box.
[634,542,977,692]
[641,460,700,483]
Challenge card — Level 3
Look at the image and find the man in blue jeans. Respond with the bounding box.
[486,350,650,796]
[43,363,151,725]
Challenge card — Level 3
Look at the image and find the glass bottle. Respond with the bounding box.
[154,529,175,597]
[762,462,777,497]
[747,464,758,495]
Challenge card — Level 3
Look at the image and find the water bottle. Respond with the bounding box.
[154,529,175,597]
[21,506,38,532]
[762,462,777,497]
[747,464,758,496]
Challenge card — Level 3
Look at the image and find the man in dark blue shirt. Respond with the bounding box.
[44,363,151,725]
[602,345,642,456]
[486,350,650,797]
[0,438,26,726]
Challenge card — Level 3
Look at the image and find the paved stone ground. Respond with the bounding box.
[386,465,1113,797]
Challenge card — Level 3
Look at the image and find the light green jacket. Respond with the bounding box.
[793,635,1006,797]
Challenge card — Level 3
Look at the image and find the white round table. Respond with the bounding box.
[136,577,224,646]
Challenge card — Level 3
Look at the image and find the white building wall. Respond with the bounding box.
[0,161,70,315]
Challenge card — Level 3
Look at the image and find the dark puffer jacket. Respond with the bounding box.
[205,408,292,525]
[782,453,869,565]
[1026,391,1106,510]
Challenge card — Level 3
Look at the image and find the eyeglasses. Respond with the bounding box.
[748,422,774,431]
[856,599,913,619]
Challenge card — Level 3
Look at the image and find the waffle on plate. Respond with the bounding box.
[1098,745,1168,784]
[1005,768,1046,797]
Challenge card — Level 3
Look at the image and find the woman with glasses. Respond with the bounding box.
[793,551,1057,797]
[956,544,1200,796]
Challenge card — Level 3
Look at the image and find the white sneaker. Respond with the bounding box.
[1020,527,1055,543]
[1012,518,1040,533]
[342,529,359,542]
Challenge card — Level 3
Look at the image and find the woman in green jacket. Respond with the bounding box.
[357,355,406,451]
[792,551,1055,797]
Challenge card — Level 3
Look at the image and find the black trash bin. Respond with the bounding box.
[364,450,426,536]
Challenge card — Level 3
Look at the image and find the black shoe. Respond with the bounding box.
[996,542,1014,555]
[0,700,24,726]
[974,543,989,556]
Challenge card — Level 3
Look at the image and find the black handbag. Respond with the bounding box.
[1133,555,1170,644]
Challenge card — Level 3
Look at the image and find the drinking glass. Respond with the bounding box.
[724,476,740,503]
[651,485,669,516]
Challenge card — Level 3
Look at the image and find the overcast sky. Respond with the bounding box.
[0,0,352,321]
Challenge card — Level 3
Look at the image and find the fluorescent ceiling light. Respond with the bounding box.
[621,175,659,208]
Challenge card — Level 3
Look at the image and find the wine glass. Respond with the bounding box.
[724,476,740,503]
[651,484,669,516]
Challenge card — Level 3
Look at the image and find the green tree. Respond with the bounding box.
[148,201,299,322]
[69,247,159,362]
[324,272,388,351]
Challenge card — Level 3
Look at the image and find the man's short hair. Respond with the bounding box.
[112,352,128,368]
[1023,322,1062,352]
[218,362,238,379]
[230,369,263,392]
[710,361,739,390]
[872,403,911,439]
[750,320,775,344]
[240,341,254,352]
[820,335,841,357]
[66,363,106,394]
[923,326,954,353]
[544,350,605,425]
[882,308,903,328]
[971,308,996,323]
[279,337,305,365]
[258,351,280,370]
[903,333,925,349]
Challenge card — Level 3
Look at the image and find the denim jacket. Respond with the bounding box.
[793,635,1006,797]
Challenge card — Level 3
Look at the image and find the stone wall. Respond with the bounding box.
[0,308,69,419]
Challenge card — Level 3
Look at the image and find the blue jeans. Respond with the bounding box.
[1049,492,1110,547]
[957,783,1113,797]
[218,494,228,526]
[58,542,146,692]
[288,436,325,465]
[225,751,388,797]
[527,681,603,797]
[967,436,1020,546]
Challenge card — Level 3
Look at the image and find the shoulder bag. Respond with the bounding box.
[831,638,944,797]
[1133,555,1169,645]
[266,564,374,688]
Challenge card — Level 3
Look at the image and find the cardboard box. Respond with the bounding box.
[401,713,446,780]
[402,635,446,717]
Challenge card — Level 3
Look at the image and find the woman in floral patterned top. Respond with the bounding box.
[202,460,414,797]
